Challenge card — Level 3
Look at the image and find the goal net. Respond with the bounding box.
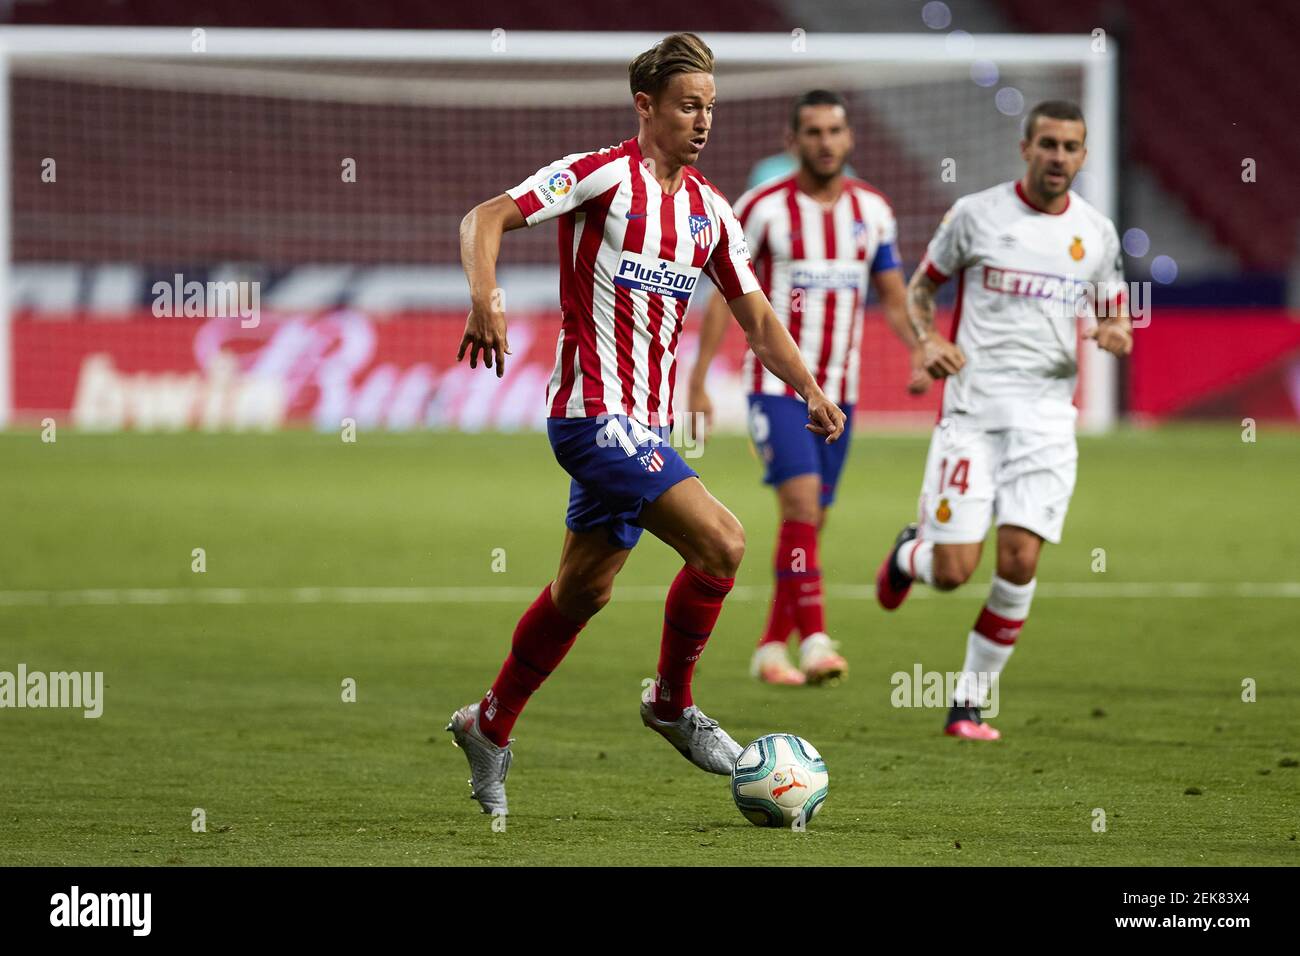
[0,29,1117,432]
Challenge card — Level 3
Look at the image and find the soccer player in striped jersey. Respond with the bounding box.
[689,90,928,686]
[447,34,846,816]
[874,101,1133,740]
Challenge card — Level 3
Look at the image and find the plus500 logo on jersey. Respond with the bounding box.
[789,259,865,291]
[614,251,701,300]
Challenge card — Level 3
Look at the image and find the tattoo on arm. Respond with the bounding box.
[907,273,938,342]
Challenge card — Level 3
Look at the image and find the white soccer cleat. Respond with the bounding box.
[446,702,512,816]
[750,642,807,686]
[640,680,743,775]
[799,632,848,685]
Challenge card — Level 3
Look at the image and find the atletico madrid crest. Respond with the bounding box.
[852,219,868,246]
[640,449,665,472]
[688,214,713,249]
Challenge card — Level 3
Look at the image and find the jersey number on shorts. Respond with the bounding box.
[603,418,662,457]
[938,457,971,495]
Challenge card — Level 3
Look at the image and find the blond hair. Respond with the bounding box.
[628,33,714,99]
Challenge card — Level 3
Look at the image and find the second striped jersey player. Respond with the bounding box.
[736,162,898,407]
[691,90,926,687]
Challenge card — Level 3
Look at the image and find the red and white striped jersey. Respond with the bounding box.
[507,136,760,426]
[733,175,900,406]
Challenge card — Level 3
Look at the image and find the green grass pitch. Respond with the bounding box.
[0,425,1296,866]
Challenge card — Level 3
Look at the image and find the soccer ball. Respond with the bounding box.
[731,734,828,828]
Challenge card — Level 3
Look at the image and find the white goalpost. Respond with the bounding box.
[0,27,1119,431]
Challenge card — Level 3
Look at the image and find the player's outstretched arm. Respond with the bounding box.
[873,267,930,394]
[906,266,966,379]
[726,289,845,443]
[458,193,528,378]
[686,290,732,441]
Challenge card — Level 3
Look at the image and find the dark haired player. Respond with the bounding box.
[691,89,927,686]
[875,101,1133,740]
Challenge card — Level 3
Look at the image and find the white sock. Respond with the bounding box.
[953,576,1036,706]
[895,538,934,585]
[986,574,1036,620]
[953,632,1015,707]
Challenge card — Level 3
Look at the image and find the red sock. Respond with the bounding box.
[757,583,795,648]
[479,584,585,746]
[653,565,734,721]
[777,520,825,639]
[758,525,798,648]
[974,606,1025,645]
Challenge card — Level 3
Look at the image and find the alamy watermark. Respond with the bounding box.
[50,886,150,936]
[594,412,705,459]
[890,664,1000,718]
[0,664,103,718]
[152,273,260,328]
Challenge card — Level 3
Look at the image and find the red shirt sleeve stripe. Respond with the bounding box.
[512,190,544,221]
[922,255,949,284]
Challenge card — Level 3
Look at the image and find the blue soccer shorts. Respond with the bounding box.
[547,414,697,550]
[746,393,855,508]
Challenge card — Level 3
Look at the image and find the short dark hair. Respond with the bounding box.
[790,89,848,132]
[628,33,714,99]
[1023,100,1086,141]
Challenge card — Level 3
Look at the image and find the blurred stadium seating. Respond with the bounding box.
[997,0,1300,272]
[3,1,1299,431]
[2,0,791,31]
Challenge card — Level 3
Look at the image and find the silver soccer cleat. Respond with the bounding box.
[446,702,512,816]
[640,680,742,775]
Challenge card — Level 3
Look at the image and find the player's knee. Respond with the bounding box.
[553,575,614,621]
[997,555,1037,586]
[778,476,822,526]
[717,523,747,577]
[932,554,976,591]
[997,542,1039,585]
[782,500,820,526]
[699,517,745,578]
[932,567,970,591]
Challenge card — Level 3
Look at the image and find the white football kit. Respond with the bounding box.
[915,181,1126,544]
